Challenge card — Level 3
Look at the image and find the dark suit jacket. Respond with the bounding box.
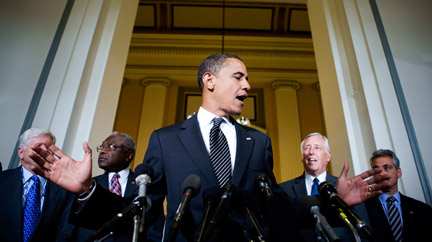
[280,173,371,241]
[0,167,74,242]
[144,115,279,241]
[365,194,432,241]
[71,115,284,241]
[72,171,140,242]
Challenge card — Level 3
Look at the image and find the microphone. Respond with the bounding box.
[255,173,273,198]
[167,174,202,242]
[201,184,235,241]
[300,196,341,242]
[133,164,154,241]
[197,186,220,242]
[318,182,375,241]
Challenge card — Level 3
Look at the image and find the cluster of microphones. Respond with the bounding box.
[91,164,376,242]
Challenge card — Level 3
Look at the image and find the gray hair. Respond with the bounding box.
[197,53,243,92]
[18,128,56,149]
[300,132,330,154]
[111,131,136,159]
[369,149,400,169]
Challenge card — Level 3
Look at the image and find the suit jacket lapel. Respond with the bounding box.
[292,174,307,199]
[178,115,218,186]
[38,181,62,231]
[231,120,254,186]
[125,171,138,197]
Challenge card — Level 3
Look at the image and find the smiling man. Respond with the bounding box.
[365,149,432,242]
[280,132,332,198]
[279,132,372,241]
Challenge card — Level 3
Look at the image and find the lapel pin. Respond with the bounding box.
[246,137,252,141]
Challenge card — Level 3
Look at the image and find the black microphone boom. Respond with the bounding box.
[201,184,235,241]
[167,174,202,242]
[300,196,341,242]
[318,182,375,241]
[197,186,220,242]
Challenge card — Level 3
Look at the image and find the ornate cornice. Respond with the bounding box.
[271,80,301,90]
[140,77,172,87]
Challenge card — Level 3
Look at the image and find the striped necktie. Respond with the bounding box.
[23,175,41,242]
[387,196,402,242]
[209,117,232,188]
[110,173,122,196]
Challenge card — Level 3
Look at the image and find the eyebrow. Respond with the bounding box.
[233,71,248,81]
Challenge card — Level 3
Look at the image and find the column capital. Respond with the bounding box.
[140,77,171,87]
[272,80,301,90]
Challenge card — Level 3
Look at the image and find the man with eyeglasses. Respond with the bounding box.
[70,132,137,241]
[69,131,164,241]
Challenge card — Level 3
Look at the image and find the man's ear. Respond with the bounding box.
[202,72,214,91]
[17,147,24,160]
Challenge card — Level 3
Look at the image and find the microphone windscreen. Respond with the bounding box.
[134,163,154,180]
[255,173,272,187]
[300,196,321,215]
[318,181,337,201]
[182,174,202,197]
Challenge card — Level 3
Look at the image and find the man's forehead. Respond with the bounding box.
[104,134,123,143]
[304,136,325,145]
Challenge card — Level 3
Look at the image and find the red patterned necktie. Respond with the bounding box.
[110,173,122,196]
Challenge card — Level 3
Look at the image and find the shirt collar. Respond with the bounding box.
[305,170,327,183]
[21,166,47,185]
[197,107,231,127]
[378,190,401,204]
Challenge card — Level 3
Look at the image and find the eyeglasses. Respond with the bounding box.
[96,143,122,152]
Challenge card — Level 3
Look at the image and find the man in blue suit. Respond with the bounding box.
[26,54,391,242]
[0,128,74,242]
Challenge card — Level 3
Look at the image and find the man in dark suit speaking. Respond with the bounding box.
[365,149,432,242]
[26,54,391,242]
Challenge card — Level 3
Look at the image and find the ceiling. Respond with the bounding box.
[134,0,311,38]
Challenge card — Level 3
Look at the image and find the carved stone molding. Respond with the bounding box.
[140,77,171,87]
[271,80,301,90]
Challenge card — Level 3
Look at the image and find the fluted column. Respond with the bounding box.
[272,80,303,182]
[134,78,171,167]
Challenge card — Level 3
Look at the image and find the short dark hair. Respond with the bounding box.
[369,149,400,169]
[197,53,243,91]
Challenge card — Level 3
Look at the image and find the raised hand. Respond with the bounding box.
[27,142,93,195]
[336,161,391,206]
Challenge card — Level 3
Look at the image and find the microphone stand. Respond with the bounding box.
[336,208,361,242]
[89,196,148,242]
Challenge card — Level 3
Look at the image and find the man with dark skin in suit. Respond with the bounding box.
[25,54,390,241]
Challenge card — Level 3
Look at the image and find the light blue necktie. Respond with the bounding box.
[311,178,319,195]
[23,175,41,242]
[387,196,402,242]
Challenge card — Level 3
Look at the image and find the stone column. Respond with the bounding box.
[272,80,303,182]
[134,78,171,167]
